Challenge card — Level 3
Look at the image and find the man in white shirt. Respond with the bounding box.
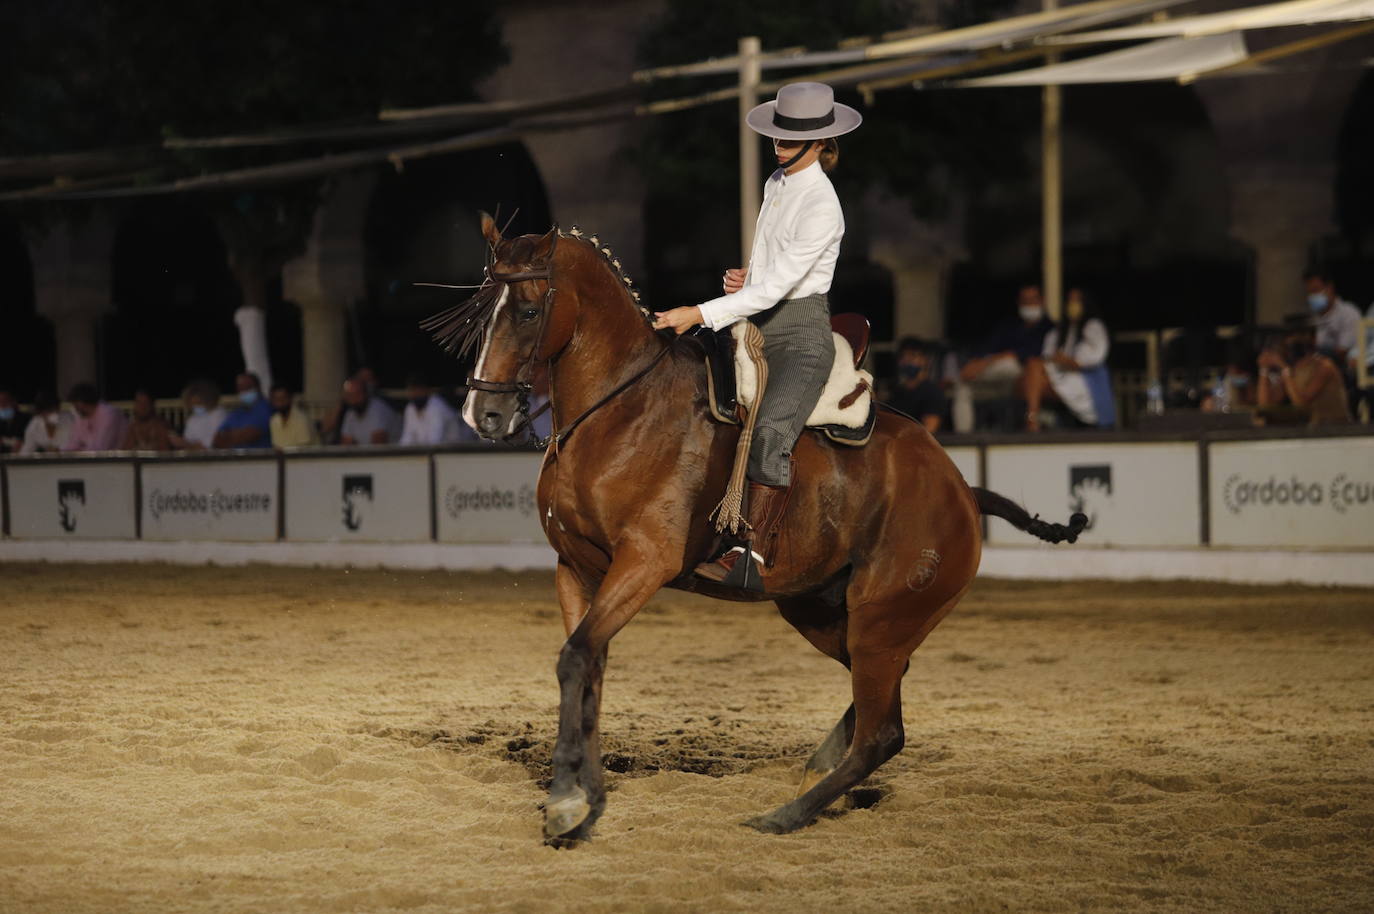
[339,377,401,445]
[1304,268,1363,374]
[171,379,227,450]
[399,375,461,446]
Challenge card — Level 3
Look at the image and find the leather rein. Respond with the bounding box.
[466,234,670,450]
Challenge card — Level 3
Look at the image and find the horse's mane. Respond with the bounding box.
[421,225,662,360]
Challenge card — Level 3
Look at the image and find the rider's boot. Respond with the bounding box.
[695,481,790,591]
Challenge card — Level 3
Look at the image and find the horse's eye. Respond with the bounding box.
[520,307,540,323]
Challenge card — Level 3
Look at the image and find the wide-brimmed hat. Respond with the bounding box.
[745,82,862,141]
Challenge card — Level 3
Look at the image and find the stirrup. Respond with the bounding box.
[694,545,766,592]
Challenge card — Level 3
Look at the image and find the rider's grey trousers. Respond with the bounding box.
[747,292,834,487]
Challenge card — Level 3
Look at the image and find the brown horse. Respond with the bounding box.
[438,216,1085,842]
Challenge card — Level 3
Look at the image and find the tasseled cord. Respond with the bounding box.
[711,321,767,534]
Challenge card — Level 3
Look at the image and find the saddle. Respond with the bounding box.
[694,313,876,446]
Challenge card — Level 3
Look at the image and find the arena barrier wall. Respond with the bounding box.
[2,431,1370,586]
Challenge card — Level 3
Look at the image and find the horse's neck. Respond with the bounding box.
[549,274,674,427]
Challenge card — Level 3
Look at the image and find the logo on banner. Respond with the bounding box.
[443,483,537,519]
[1068,464,1112,531]
[1223,472,1372,515]
[342,475,374,531]
[147,488,272,521]
[57,479,85,533]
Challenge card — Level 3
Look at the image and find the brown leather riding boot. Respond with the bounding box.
[695,481,791,590]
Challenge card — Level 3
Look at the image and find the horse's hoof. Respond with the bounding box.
[543,786,591,838]
[742,812,797,835]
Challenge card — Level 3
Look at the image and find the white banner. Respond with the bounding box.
[434,452,546,544]
[985,442,1201,547]
[142,461,277,542]
[6,463,137,539]
[943,446,980,487]
[284,456,430,542]
[1210,438,1374,548]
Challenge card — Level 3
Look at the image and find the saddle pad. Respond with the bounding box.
[733,324,874,432]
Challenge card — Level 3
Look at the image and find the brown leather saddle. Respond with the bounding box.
[692,313,875,446]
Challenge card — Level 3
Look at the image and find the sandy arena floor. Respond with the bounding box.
[1,563,1372,913]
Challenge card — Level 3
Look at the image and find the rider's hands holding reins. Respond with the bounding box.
[653,306,704,335]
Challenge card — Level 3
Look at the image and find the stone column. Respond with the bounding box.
[1228,165,1335,325]
[865,187,965,343]
[28,213,115,397]
[282,172,375,403]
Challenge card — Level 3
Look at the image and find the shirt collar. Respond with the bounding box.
[773,160,824,190]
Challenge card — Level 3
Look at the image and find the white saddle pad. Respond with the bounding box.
[732,324,873,430]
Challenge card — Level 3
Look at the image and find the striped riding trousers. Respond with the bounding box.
[747,292,835,487]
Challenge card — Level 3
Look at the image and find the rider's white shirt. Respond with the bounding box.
[696,161,844,331]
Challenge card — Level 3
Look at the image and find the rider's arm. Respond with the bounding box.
[695,197,841,331]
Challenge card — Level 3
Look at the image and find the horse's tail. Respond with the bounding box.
[971,487,1087,545]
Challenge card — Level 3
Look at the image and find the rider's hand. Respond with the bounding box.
[652,306,703,335]
[722,268,747,294]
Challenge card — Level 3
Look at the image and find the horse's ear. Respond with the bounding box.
[532,224,559,260]
[479,211,501,247]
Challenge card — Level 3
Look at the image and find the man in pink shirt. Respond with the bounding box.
[63,382,128,452]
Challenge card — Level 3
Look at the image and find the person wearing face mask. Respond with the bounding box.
[212,372,273,449]
[1257,316,1350,426]
[0,389,29,453]
[170,379,226,450]
[399,373,461,446]
[268,384,319,448]
[1022,288,1115,431]
[19,391,71,454]
[120,389,172,451]
[339,376,401,446]
[884,337,948,433]
[953,283,1056,432]
[1302,268,1362,377]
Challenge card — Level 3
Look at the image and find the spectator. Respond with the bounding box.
[319,366,380,444]
[883,337,947,433]
[1023,288,1116,431]
[19,391,71,454]
[269,385,319,448]
[171,379,226,450]
[1203,339,1258,413]
[120,389,172,451]
[952,283,1054,432]
[399,373,462,446]
[1257,315,1349,426]
[0,389,29,453]
[62,382,128,451]
[213,372,273,449]
[340,376,400,445]
[1303,267,1362,376]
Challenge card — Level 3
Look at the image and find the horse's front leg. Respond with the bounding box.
[545,549,674,843]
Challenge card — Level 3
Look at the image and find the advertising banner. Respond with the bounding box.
[434,452,545,544]
[6,462,137,539]
[984,442,1200,547]
[284,456,430,542]
[943,446,980,487]
[141,461,277,541]
[1210,437,1374,548]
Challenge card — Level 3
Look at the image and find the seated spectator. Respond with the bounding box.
[62,382,128,451]
[1023,288,1116,431]
[953,283,1054,432]
[1257,316,1349,426]
[1202,339,1258,413]
[319,366,380,445]
[170,379,226,450]
[340,376,401,445]
[269,385,319,448]
[213,372,273,449]
[883,337,947,433]
[19,391,71,454]
[0,389,29,453]
[121,389,172,451]
[399,373,462,446]
[1304,267,1362,377]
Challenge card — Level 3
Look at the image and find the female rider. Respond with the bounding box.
[653,81,861,588]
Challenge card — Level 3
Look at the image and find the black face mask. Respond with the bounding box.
[1287,341,1312,361]
[898,363,923,381]
[350,400,368,415]
[273,405,291,417]
[411,395,429,409]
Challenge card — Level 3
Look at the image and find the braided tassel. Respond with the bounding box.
[711,321,767,535]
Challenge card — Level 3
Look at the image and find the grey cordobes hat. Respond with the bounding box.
[745,81,862,141]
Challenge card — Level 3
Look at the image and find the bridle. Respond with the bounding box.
[465,230,670,450]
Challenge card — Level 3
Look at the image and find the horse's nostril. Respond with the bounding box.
[479,412,504,435]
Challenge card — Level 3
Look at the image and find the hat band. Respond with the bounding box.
[772,108,835,131]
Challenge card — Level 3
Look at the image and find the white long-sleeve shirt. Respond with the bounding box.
[696,161,844,330]
[400,393,462,446]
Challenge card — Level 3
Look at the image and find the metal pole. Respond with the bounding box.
[1041,2,1062,322]
[738,36,762,266]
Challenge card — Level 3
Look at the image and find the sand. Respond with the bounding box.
[1,563,1372,913]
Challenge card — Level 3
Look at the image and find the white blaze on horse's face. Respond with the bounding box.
[463,284,510,437]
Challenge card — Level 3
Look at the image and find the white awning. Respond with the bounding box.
[955,32,1250,86]
[1045,0,1374,44]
